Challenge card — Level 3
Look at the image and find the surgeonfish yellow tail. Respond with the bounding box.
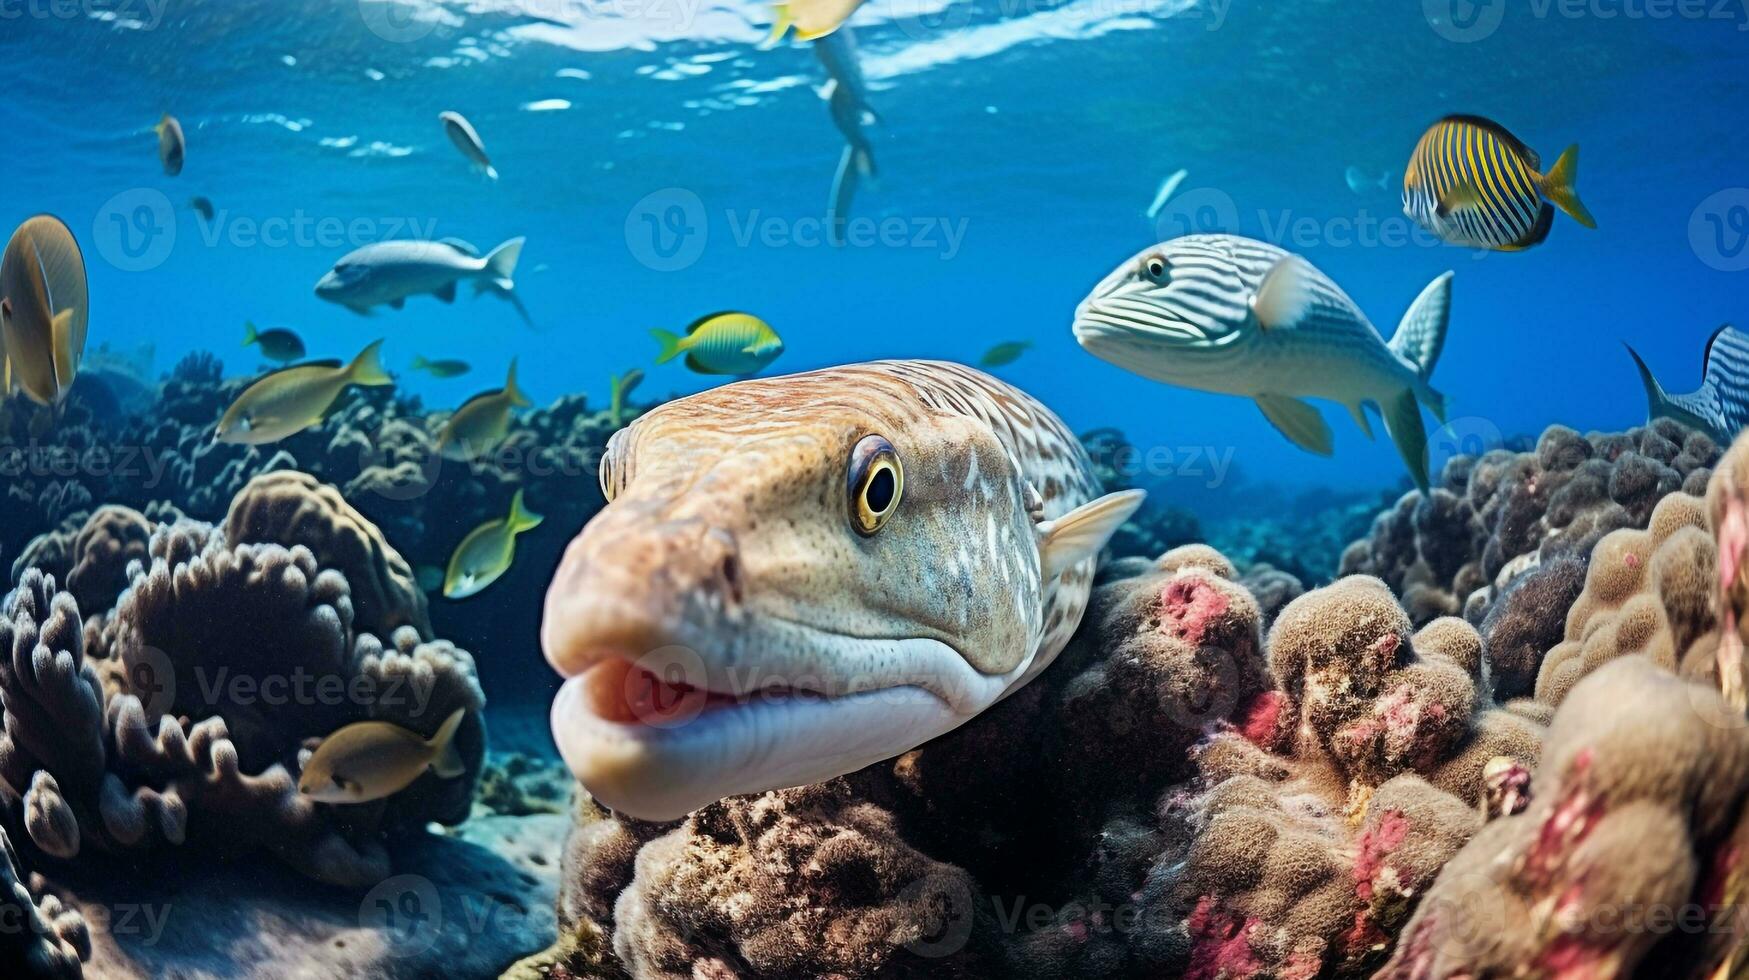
[651,328,685,364]
[1539,144,1596,230]
[347,338,393,386]
[504,358,532,408]
[429,707,468,779]
[508,489,543,534]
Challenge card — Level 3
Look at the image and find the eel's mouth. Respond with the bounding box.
[546,629,1023,821]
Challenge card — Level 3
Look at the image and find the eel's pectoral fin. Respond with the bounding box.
[1037,489,1146,581]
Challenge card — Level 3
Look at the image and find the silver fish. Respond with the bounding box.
[1074,234,1454,491]
[439,110,498,180]
[314,238,525,319]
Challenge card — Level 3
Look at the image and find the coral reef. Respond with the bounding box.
[0,471,487,889]
[534,546,1554,979]
[0,825,86,978]
[1341,419,1718,628]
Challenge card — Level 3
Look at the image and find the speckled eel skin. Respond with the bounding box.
[542,360,1144,819]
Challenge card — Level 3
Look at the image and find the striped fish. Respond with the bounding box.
[1074,234,1453,491]
[1627,324,1749,446]
[1403,114,1596,251]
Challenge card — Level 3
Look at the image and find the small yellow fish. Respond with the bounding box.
[0,215,88,407]
[979,341,1032,368]
[216,339,392,444]
[297,708,468,804]
[436,359,531,461]
[651,312,784,376]
[242,321,306,363]
[1403,114,1595,252]
[444,490,543,599]
[609,367,644,427]
[768,0,864,43]
[412,355,471,378]
[154,113,185,176]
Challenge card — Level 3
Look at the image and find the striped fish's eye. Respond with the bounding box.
[848,434,903,537]
[1143,255,1169,283]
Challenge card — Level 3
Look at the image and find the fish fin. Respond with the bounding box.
[828,145,859,247]
[1250,255,1316,331]
[427,708,469,779]
[152,114,168,135]
[347,339,393,387]
[434,281,457,304]
[1037,489,1147,581]
[508,489,544,533]
[1348,401,1376,441]
[854,145,876,179]
[1381,388,1431,494]
[651,328,685,364]
[412,355,429,370]
[794,24,837,41]
[243,321,258,347]
[1540,144,1595,229]
[346,304,375,317]
[764,6,793,46]
[1625,341,1676,425]
[1388,270,1453,380]
[388,297,405,310]
[51,309,77,390]
[1437,181,1484,219]
[484,165,499,181]
[1255,393,1334,456]
[480,236,524,294]
[504,358,532,407]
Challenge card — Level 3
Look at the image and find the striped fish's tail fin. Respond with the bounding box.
[1389,271,1453,420]
[1625,342,1674,422]
[1541,145,1597,230]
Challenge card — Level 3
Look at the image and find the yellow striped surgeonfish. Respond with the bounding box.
[1403,114,1596,252]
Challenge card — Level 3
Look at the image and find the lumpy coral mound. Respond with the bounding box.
[0,469,487,911]
[528,546,1558,980]
[1341,419,1718,630]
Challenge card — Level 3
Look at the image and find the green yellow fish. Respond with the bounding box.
[412,355,471,378]
[609,368,644,427]
[444,490,542,599]
[979,341,1032,368]
[436,359,531,461]
[0,214,88,407]
[297,708,468,804]
[1403,114,1595,252]
[651,312,784,376]
[154,113,185,176]
[216,339,392,445]
[242,321,306,363]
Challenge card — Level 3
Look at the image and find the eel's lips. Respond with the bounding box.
[550,656,961,821]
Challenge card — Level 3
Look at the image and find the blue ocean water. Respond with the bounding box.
[2,0,1746,506]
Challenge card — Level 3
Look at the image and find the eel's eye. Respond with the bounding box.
[848,434,903,537]
[1144,256,1168,282]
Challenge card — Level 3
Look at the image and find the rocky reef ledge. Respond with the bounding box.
[516,434,1749,980]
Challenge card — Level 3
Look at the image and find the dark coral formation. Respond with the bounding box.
[0,470,487,895]
[536,546,1561,979]
[0,824,85,978]
[1341,419,1719,629]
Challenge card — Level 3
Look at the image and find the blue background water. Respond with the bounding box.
[2,0,1746,510]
